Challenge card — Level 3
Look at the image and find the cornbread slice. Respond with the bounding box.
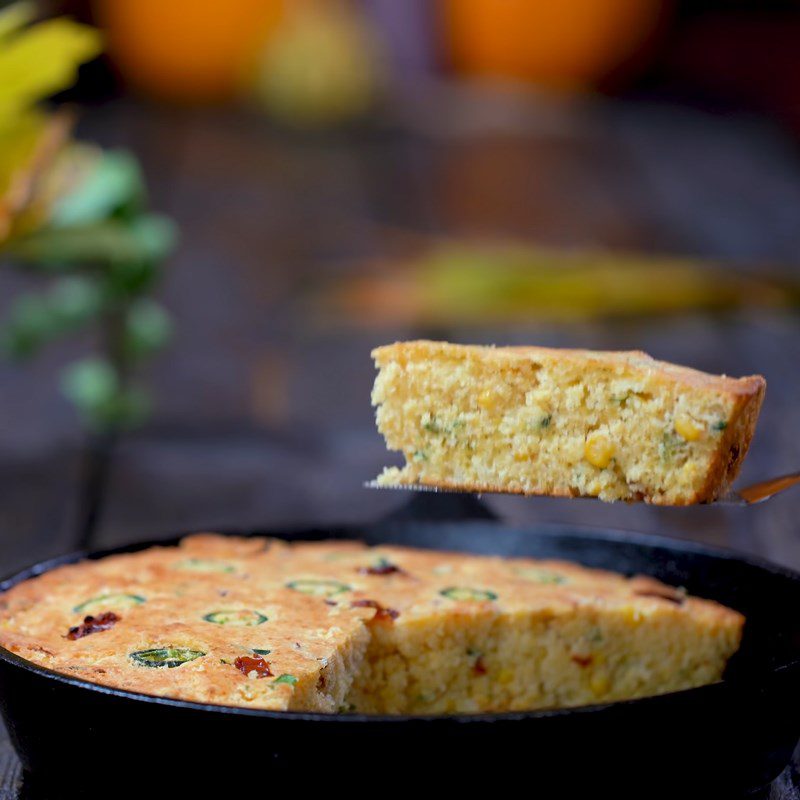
[372,340,765,505]
[0,534,743,713]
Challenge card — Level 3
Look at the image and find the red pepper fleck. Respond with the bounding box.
[234,654,273,678]
[324,599,338,606]
[571,654,593,668]
[351,599,400,621]
[473,656,488,675]
[358,561,404,576]
[66,612,119,640]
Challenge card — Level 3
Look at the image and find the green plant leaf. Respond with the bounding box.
[8,221,134,264]
[7,214,176,273]
[0,277,104,359]
[109,386,151,429]
[1,292,57,358]
[49,276,104,326]
[124,299,172,360]
[61,358,118,409]
[130,214,178,262]
[61,358,151,431]
[49,150,145,227]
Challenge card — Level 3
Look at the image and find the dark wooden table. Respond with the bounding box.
[0,88,799,796]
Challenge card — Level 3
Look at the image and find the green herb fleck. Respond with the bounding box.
[273,674,298,686]
[412,450,428,462]
[251,648,272,656]
[423,414,465,436]
[659,432,685,463]
[712,420,728,431]
[422,415,441,433]
[587,627,604,644]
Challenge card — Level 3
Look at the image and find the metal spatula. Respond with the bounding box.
[367,471,800,506]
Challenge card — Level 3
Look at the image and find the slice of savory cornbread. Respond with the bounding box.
[0,534,743,713]
[372,340,765,505]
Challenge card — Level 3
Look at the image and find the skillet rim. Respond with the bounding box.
[0,520,798,724]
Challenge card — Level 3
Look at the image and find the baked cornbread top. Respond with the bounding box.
[0,534,742,711]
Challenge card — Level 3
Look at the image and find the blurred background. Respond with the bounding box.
[2,0,800,574]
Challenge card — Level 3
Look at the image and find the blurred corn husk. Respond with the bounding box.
[318,241,800,325]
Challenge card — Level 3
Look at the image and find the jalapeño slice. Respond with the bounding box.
[73,593,145,614]
[130,648,205,668]
[440,587,498,602]
[174,558,235,574]
[285,579,350,598]
[203,609,268,626]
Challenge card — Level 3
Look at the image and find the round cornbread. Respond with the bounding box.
[0,534,743,713]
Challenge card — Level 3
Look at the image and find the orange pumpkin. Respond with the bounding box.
[441,0,666,90]
[92,0,285,103]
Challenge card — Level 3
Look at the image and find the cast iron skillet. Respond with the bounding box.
[0,499,798,798]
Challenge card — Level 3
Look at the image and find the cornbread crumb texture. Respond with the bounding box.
[0,534,743,714]
[372,340,765,505]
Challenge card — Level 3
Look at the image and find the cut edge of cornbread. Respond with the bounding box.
[372,340,766,505]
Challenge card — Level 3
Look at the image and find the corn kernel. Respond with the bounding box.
[681,461,699,482]
[589,673,611,696]
[477,390,498,410]
[584,433,615,469]
[620,606,643,624]
[513,451,529,463]
[591,651,606,667]
[497,668,514,685]
[675,414,704,442]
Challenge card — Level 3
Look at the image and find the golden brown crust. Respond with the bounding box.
[372,340,766,397]
[691,380,766,503]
